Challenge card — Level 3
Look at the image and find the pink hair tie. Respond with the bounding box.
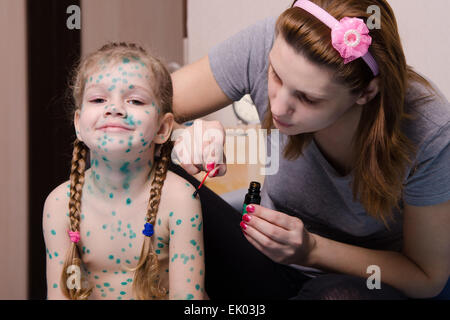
[68,230,81,243]
[293,0,379,76]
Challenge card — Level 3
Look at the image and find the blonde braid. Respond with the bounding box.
[60,138,92,300]
[132,141,174,300]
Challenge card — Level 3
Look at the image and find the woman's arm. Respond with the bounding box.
[171,55,232,123]
[308,200,450,298]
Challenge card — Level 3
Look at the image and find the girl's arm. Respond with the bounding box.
[308,200,450,299]
[42,181,73,300]
[166,176,206,300]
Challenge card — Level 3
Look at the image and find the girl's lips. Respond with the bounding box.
[273,116,293,128]
[98,125,133,132]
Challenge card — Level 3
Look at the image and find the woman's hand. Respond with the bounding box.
[240,204,317,266]
[171,119,227,177]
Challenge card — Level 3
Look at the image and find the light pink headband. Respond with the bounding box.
[293,0,379,76]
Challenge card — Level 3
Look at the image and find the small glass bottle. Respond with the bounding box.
[242,181,261,215]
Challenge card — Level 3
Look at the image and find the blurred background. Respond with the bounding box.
[0,0,448,299]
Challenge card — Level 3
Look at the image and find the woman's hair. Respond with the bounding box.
[263,0,437,225]
[60,42,174,299]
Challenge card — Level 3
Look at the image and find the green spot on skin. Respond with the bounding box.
[108,85,116,91]
[176,219,182,226]
[126,198,132,205]
[187,294,194,300]
[158,218,161,226]
[195,284,200,290]
[108,255,114,260]
[104,282,110,287]
[53,283,58,289]
[112,211,116,216]
[116,259,121,264]
[190,240,197,246]
[102,224,107,230]
[51,230,56,235]
[120,291,126,295]
[123,58,130,64]
[169,211,173,217]
[121,282,127,285]
[109,193,114,199]
[120,162,130,174]
[129,85,134,90]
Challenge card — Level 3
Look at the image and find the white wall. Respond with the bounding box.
[0,0,28,299]
[187,0,449,124]
[389,0,449,99]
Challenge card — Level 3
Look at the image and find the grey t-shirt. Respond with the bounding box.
[209,17,450,252]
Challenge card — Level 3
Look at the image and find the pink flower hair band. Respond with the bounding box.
[293,0,379,76]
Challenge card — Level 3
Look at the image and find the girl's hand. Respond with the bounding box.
[171,119,227,177]
[241,204,317,266]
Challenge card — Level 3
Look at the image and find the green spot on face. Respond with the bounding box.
[126,198,132,205]
[169,211,173,217]
[102,224,107,230]
[53,283,58,289]
[51,230,56,235]
[109,193,114,199]
[187,294,194,300]
[120,291,126,295]
[112,211,116,216]
[104,282,110,287]
[176,219,182,226]
[195,284,200,290]
[123,58,130,64]
[108,255,114,260]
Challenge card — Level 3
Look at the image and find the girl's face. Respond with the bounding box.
[75,59,172,158]
[267,36,362,135]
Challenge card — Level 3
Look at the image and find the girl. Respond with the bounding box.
[43,42,206,300]
[170,0,450,299]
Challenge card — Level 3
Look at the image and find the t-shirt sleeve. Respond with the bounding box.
[208,17,276,102]
[403,122,450,206]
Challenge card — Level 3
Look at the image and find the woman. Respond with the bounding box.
[170,0,449,299]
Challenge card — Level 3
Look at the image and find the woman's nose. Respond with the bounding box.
[271,87,294,117]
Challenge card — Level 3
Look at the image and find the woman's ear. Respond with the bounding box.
[74,109,83,141]
[355,77,380,105]
[153,113,174,144]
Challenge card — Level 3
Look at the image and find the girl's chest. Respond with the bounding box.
[78,202,170,274]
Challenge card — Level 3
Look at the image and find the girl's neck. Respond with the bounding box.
[85,144,157,204]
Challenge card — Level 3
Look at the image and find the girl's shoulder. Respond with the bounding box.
[44,180,72,212]
[157,171,202,219]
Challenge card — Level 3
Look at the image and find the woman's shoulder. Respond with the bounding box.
[404,78,450,150]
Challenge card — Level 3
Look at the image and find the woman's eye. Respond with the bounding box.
[296,94,317,105]
[128,99,144,106]
[270,69,281,83]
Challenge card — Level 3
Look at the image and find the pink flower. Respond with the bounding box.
[331,17,372,64]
